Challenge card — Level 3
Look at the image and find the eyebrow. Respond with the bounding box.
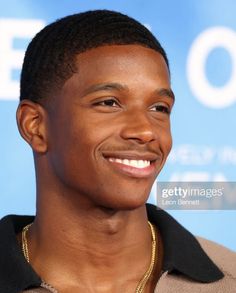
[81,82,129,97]
[81,82,175,101]
[156,88,175,101]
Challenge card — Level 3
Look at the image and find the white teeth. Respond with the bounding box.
[130,159,139,168]
[108,158,150,168]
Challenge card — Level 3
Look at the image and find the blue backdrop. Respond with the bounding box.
[0,0,235,251]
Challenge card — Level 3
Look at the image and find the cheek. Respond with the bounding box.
[47,126,99,189]
[159,125,172,155]
[166,135,173,155]
[55,114,109,169]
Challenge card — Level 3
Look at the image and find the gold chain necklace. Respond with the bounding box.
[135,221,157,293]
[22,223,32,263]
[21,221,157,293]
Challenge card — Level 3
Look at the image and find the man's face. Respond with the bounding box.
[46,45,174,210]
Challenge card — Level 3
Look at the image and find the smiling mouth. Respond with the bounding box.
[103,154,158,178]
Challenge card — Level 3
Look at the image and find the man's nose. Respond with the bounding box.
[120,110,157,144]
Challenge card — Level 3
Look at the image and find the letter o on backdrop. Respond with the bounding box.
[187,27,236,109]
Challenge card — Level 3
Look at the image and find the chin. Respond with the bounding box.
[96,190,150,211]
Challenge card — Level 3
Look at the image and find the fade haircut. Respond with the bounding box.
[20,10,169,102]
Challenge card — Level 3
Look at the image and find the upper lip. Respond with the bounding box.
[102,151,161,162]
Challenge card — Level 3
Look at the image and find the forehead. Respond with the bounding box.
[77,45,168,78]
[60,45,171,100]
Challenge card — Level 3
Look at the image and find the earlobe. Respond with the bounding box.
[16,100,48,153]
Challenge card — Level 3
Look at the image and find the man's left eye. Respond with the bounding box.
[150,105,170,114]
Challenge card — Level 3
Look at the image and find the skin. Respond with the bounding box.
[17,45,174,293]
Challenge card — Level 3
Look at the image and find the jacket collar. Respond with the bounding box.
[0,215,41,293]
[146,203,223,283]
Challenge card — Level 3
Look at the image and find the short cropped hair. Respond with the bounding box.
[20,10,169,102]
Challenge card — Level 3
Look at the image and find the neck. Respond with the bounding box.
[27,192,157,292]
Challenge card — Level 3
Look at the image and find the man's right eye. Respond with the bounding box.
[95,99,119,107]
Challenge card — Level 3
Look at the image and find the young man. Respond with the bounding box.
[0,10,235,293]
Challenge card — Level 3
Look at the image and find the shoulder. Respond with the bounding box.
[197,237,236,281]
[155,238,236,292]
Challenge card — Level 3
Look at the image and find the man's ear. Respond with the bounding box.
[16,100,48,153]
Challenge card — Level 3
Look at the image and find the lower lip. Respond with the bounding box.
[105,159,156,178]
